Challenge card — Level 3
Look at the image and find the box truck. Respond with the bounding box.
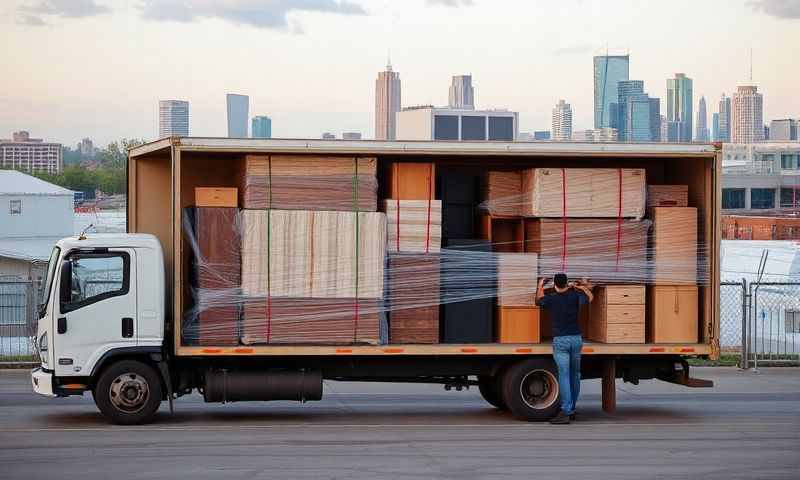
[31,138,719,424]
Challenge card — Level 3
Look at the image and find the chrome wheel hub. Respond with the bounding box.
[109,373,150,413]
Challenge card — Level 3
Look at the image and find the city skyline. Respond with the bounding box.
[1,0,798,145]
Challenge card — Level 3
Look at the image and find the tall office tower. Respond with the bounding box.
[448,74,475,110]
[375,60,402,140]
[158,100,189,137]
[769,119,798,141]
[696,96,709,142]
[718,94,732,142]
[551,99,573,141]
[712,113,720,142]
[616,80,659,142]
[251,116,272,138]
[732,85,764,143]
[226,94,249,137]
[593,55,630,129]
[649,97,661,142]
[666,73,693,142]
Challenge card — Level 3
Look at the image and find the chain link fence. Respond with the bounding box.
[0,281,39,364]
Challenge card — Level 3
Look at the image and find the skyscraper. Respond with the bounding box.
[712,112,720,142]
[769,119,798,141]
[666,73,693,142]
[718,94,732,142]
[696,96,709,142]
[551,99,572,141]
[649,97,661,142]
[375,60,401,140]
[593,55,630,129]
[448,74,475,110]
[251,116,272,138]
[732,85,764,143]
[158,100,189,137]
[616,80,659,142]
[226,94,249,138]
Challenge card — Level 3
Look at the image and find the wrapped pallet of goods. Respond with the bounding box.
[483,171,523,217]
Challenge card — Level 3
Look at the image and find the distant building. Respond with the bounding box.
[764,125,770,141]
[696,96,709,142]
[616,80,660,142]
[732,85,764,143]
[448,75,475,110]
[321,132,336,140]
[342,132,362,140]
[712,113,720,142]
[534,131,551,140]
[572,128,618,142]
[518,132,534,141]
[593,55,630,129]
[718,94,732,142]
[770,119,798,141]
[667,73,693,142]
[251,116,272,139]
[722,142,800,214]
[78,138,95,158]
[158,100,189,137]
[0,170,74,280]
[396,106,518,141]
[0,131,62,174]
[551,99,572,141]
[226,94,249,138]
[375,61,401,140]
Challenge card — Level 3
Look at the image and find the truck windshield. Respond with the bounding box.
[39,246,61,318]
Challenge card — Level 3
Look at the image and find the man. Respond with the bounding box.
[535,273,593,424]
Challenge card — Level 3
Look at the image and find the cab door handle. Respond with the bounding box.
[122,317,134,338]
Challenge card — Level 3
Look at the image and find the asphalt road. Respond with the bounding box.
[1,367,798,480]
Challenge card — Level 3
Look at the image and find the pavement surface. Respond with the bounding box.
[0,367,798,480]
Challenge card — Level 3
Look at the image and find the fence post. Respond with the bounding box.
[740,278,748,369]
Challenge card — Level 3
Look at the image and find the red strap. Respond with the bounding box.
[615,168,623,272]
[561,168,567,272]
[425,163,433,254]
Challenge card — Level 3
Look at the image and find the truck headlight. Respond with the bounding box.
[39,332,48,366]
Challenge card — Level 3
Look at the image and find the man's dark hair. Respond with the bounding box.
[554,273,568,289]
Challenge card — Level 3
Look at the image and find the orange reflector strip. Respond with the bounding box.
[201,348,223,354]
[515,348,532,353]
[680,348,695,353]
[650,347,666,352]
[582,348,594,353]
[233,348,254,354]
[61,384,85,389]
[461,348,478,353]
[383,348,404,353]
[335,349,353,354]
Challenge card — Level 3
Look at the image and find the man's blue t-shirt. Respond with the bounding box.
[535,289,589,337]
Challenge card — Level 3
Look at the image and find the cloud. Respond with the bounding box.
[554,44,593,55]
[748,0,800,19]
[427,0,474,6]
[139,0,367,31]
[17,0,110,24]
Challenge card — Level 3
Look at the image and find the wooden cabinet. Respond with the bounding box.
[497,306,540,343]
[588,286,646,343]
[647,286,699,343]
[386,162,436,200]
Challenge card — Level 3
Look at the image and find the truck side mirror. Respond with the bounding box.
[59,259,72,305]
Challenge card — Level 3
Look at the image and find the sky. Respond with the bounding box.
[1,0,799,146]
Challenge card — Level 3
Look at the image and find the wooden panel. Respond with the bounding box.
[595,304,645,325]
[596,286,645,305]
[497,306,540,343]
[647,286,699,343]
[384,199,442,253]
[387,254,440,344]
[497,252,538,306]
[386,162,436,200]
[195,187,238,207]
[483,171,522,216]
[647,185,688,207]
[589,322,645,343]
[650,207,698,285]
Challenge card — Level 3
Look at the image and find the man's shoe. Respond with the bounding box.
[549,411,571,424]
[569,412,576,421]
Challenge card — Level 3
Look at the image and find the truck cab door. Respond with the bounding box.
[53,248,137,377]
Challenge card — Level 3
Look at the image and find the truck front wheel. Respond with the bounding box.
[93,360,163,425]
[499,359,561,421]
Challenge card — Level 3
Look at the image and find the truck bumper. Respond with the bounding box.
[31,367,55,397]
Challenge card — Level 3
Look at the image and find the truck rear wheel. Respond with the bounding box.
[478,375,507,410]
[93,360,163,425]
[499,359,560,422]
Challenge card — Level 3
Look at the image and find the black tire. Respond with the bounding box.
[478,375,507,410]
[93,360,163,425]
[499,359,561,422]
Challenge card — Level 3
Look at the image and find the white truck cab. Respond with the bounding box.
[31,234,165,422]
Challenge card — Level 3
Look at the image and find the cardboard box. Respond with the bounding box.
[647,285,699,343]
[386,162,436,200]
[195,187,238,208]
[587,286,646,343]
[497,306,540,343]
[650,207,697,285]
[647,185,688,207]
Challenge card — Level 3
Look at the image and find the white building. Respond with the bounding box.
[722,142,800,213]
[769,119,798,141]
[572,128,618,142]
[0,131,62,174]
[158,100,189,138]
[0,170,74,280]
[375,61,401,140]
[732,85,764,143]
[396,106,518,141]
[448,75,475,110]
[551,99,573,141]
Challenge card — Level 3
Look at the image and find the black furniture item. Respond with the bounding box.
[440,169,480,241]
[440,238,495,343]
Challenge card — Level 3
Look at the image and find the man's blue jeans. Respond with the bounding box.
[553,335,582,415]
